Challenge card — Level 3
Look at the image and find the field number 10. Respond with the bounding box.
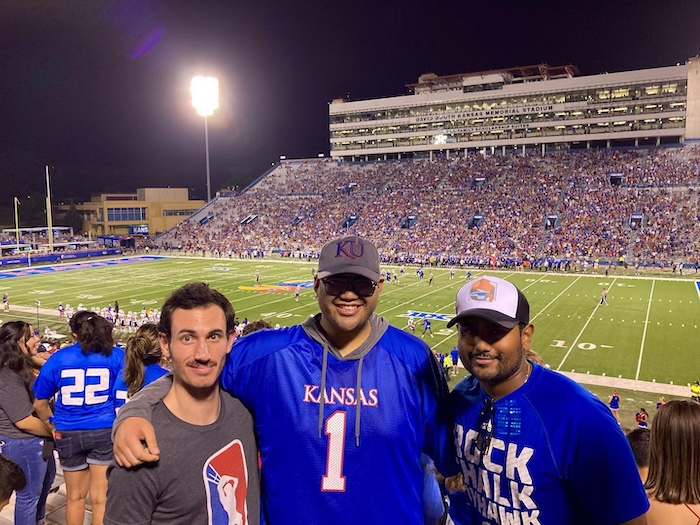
[551,340,598,350]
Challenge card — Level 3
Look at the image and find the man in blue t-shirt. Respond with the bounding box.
[447,276,649,524]
[111,236,455,525]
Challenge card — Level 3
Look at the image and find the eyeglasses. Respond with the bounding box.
[475,399,495,454]
[321,277,378,297]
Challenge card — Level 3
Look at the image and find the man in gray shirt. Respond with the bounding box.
[105,283,259,525]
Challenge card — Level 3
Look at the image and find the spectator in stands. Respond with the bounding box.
[104,282,260,524]
[448,275,649,524]
[0,321,48,373]
[111,235,455,525]
[240,319,273,337]
[626,427,650,483]
[112,323,169,412]
[152,149,700,269]
[0,331,56,525]
[0,454,27,513]
[33,312,124,525]
[645,400,700,524]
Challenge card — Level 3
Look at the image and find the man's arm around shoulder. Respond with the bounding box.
[112,374,173,467]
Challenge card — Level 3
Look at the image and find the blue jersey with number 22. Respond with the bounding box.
[34,342,124,431]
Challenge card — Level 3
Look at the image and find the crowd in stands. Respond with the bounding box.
[155,146,700,270]
[2,146,697,270]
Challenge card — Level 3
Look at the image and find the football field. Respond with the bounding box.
[1,255,698,391]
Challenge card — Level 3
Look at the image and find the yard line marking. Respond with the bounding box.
[529,275,582,323]
[556,277,617,371]
[635,280,656,381]
[378,280,458,316]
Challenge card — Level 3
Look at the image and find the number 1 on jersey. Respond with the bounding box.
[321,410,347,492]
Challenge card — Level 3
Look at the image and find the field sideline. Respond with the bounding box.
[1,255,698,400]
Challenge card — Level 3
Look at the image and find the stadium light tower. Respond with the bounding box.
[191,76,219,201]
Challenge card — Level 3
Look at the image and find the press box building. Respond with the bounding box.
[329,58,700,160]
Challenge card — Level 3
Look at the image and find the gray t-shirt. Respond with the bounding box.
[105,390,260,525]
[0,367,36,439]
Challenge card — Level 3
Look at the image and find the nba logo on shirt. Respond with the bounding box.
[204,440,249,525]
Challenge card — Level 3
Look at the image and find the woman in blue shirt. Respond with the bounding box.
[33,312,123,525]
[112,323,169,412]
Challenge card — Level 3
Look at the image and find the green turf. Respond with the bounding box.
[1,256,698,393]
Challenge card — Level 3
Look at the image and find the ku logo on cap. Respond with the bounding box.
[469,278,496,302]
[336,240,364,259]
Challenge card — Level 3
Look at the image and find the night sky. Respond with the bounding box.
[1,0,699,213]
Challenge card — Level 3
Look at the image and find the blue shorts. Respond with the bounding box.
[54,428,113,471]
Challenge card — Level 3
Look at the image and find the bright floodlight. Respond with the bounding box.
[191,76,219,201]
[191,76,219,117]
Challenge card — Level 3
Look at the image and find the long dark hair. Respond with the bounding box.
[124,323,162,397]
[0,321,34,352]
[0,321,35,388]
[69,311,115,356]
[645,400,700,504]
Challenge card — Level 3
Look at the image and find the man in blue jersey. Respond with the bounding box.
[112,235,455,525]
[447,276,649,524]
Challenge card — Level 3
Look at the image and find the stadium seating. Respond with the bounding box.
[8,147,695,270]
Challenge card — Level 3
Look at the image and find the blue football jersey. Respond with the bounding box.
[220,319,455,525]
[34,343,124,431]
[450,364,649,524]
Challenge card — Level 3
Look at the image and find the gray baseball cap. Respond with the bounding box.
[316,236,381,282]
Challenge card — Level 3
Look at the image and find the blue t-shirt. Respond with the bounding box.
[220,318,455,525]
[449,364,649,524]
[34,342,124,431]
[113,363,169,411]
